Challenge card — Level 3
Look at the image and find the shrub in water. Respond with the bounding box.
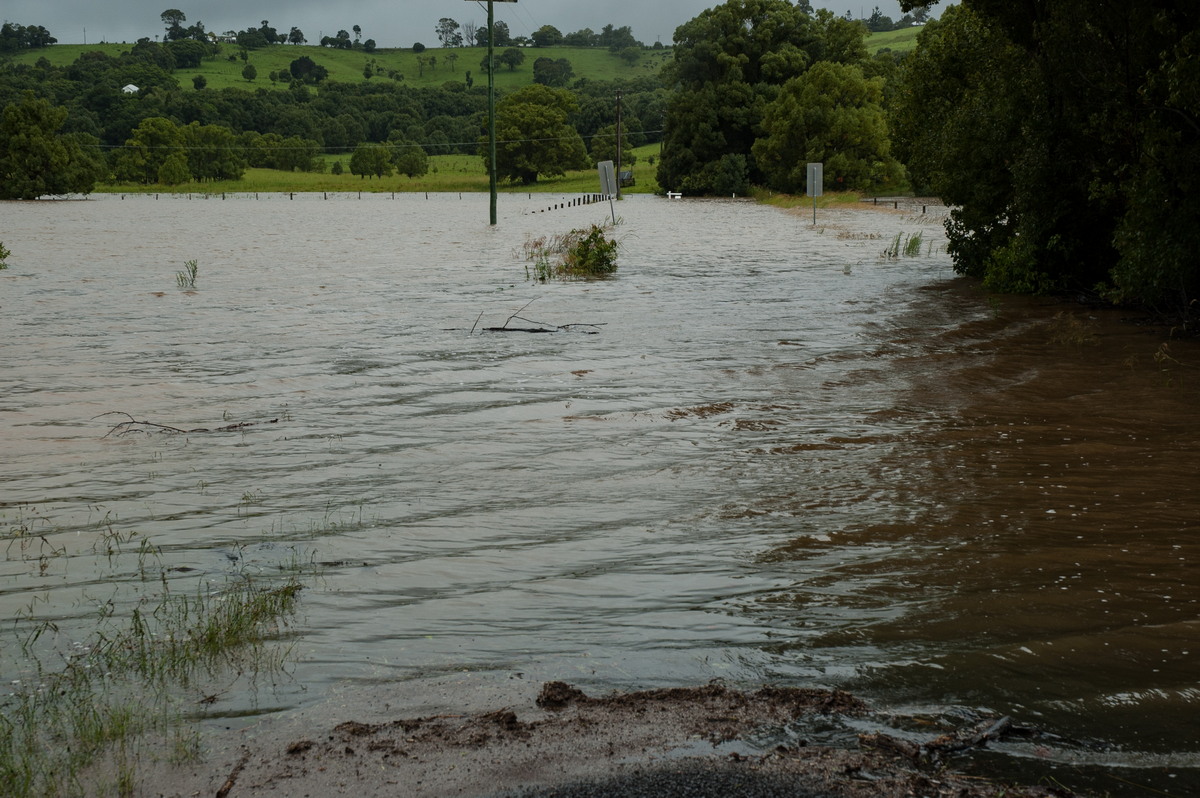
[522,224,618,281]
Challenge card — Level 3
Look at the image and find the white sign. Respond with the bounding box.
[806,163,823,197]
[598,161,617,197]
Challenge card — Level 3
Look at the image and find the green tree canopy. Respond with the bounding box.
[114,116,187,184]
[485,84,589,184]
[531,25,563,47]
[752,61,901,193]
[498,48,525,72]
[388,138,430,178]
[532,57,574,87]
[891,6,1027,285]
[183,122,245,182]
[349,142,394,179]
[589,124,636,169]
[0,93,106,199]
[656,0,841,194]
[896,0,1200,312]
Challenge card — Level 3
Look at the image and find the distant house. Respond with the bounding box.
[121,84,139,94]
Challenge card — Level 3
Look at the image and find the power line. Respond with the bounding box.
[93,129,665,154]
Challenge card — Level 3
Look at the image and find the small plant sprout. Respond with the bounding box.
[176,259,199,289]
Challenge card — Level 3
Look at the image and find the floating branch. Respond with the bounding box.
[471,298,605,335]
[95,412,279,438]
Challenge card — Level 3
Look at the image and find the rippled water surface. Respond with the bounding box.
[2,193,1197,794]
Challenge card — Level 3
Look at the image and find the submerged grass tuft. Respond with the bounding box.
[522,223,619,281]
[883,232,925,259]
[1046,311,1099,347]
[0,533,307,798]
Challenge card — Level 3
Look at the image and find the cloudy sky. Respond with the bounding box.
[7,1,944,48]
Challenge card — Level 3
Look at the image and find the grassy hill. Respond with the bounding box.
[11,26,911,92]
[866,25,922,54]
[9,42,674,91]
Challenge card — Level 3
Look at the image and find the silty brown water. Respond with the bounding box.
[0,193,1196,793]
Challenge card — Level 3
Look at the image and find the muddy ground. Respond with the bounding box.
[132,679,1079,798]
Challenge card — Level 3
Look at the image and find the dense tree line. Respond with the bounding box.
[0,22,57,53]
[0,29,664,190]
[892,0,1200,314]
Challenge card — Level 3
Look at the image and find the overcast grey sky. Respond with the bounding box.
[5,1,945,48]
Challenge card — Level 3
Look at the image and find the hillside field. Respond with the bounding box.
[9,43,673,91]
[865,26,922,54]
[9,24,916,92]
[95,142,665,195]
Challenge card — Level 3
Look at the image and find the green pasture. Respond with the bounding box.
[9,43,674,91]
[866,26,922,54]
[98,142,664,195]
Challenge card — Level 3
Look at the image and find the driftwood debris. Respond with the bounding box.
[470,298,604,335]
[859,715,1035,766]
[96,411,279,438]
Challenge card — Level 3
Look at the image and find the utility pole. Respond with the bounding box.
[469,0,517,226]
[615,90,623,200]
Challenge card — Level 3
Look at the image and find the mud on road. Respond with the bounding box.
[136,681,1076,798]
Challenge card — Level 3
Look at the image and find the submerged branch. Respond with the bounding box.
[95,411,279,437]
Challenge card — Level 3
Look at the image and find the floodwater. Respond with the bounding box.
[1,193,1197,795]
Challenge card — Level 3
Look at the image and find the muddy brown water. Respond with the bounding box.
[1,194,1196,795]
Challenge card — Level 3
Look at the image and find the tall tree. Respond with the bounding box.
[531,25,563,47]
[891,6,1026,284]
[498,47,525,72]
[115,116,186,184]
[896,0,1200,310]
[184,122,245,181]
[532,57,573,87]
[435,18,463,48]
[0,93,105,199]
[350,143,394,179]
[161,9,187,41]
[485,84,589,184]
[753,61,901,192]
[656,0,830,194]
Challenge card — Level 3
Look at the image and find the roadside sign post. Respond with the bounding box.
[806,162,823,225]
[598,160,618,224]
[468,0,517,226]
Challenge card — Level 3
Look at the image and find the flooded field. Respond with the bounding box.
[1,193,1197,795]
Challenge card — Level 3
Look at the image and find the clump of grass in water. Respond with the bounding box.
[0,564,304,798]
[903,232,923,257]
[0,240,11,269]
[522,223,619,281]
[175,259,198,288]
[1046,311,1099,347]
[882,232,924,259]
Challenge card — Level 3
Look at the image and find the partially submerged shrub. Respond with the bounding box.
[522,224,618,281]
[0,241,10,269]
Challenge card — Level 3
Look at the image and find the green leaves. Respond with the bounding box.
[0,93,105,199]
[485,85,588,185]
[753,62,900,193]
[892,1,1200,312]
[656,0,866,195]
